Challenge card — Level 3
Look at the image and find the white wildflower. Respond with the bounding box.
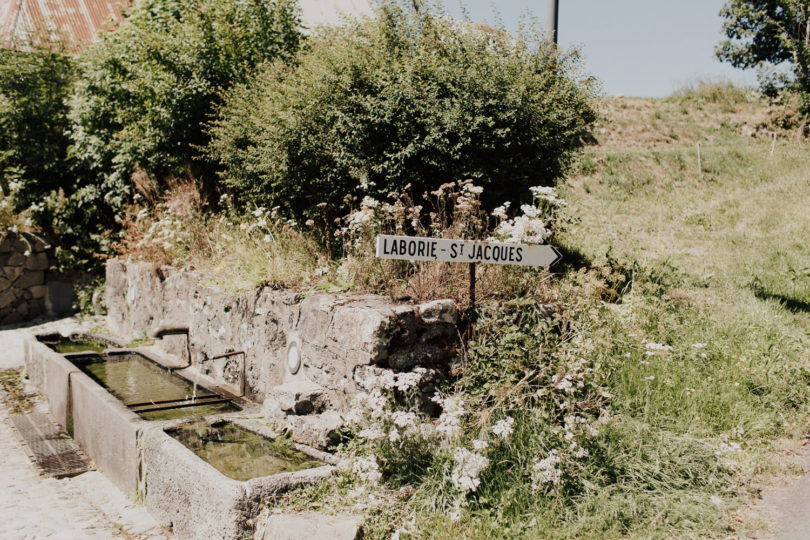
[491,202,510,219]
[710,495,723,507]
[491,417,515,439]
[555,375,575,394]
[353,455,382,483]
[472,439,489,451]
[434,395,465,438]
[531,450,562,490]
[390,411,418,428]
[359,426,385,440]
[451,447,489,492]
[644,375,655,381]
[643,341,672,352]
[394,371,422,392]
[388,428,400,443]
[692,342,707,349]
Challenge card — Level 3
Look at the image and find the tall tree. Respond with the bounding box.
[716,0,810,104]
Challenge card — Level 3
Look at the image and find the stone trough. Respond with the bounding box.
[24,334,338,540]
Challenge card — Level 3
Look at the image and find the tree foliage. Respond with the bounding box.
[0,46,73,206]
[717,0,810,100]
[69,0,303,206]
[209,2,596,228]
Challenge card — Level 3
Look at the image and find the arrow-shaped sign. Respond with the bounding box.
[375,235,562,267]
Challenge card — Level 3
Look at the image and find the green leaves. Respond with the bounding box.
[717,0,810,100]
[209,3,596,231]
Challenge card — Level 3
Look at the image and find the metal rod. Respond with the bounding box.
[125,394,220,408]
[131,397,232,413]
[211,350,245,360]
[547,0,559,44]
[469,262,476,310]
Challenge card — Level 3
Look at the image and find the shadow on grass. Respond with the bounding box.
[751,283,810,314]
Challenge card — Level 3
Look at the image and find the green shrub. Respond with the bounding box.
[69,0,303,207]
[0,46,73,210]
[209,2,596,229]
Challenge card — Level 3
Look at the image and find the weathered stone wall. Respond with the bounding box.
[105,260,458,409]
[0,232,49,324]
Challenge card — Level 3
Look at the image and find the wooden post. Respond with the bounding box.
[696,143,702,176]
[770,132,777,159]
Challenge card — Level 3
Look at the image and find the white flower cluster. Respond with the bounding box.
[529,185,567,206]
[643,340,673,356]
[353,455,382,484]
[491,417,515,438]
[433,394,465,438]
[491,204,551,244]
[531,450,562,490]
[451,446,489,492]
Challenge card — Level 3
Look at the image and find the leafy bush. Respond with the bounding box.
[69,0,303,209]
[0,46,73,209]
[209,2,596,229]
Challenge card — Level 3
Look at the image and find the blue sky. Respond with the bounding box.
[443,0,759,97]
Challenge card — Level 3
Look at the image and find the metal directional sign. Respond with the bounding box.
[375,235,562,267]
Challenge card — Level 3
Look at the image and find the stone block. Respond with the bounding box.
[283,411,343,450]
[14,270,44,289]
[261,513,362,540]
[30,285,47,299]
[0,288,15,308]
[7,251,25,266]
[24,252,48,271]
[265,381,328,415]
[4,265,22,282]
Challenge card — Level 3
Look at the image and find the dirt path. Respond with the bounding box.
[0,317,169,540]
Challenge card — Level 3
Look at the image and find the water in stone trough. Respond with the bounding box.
[68,351,239,420]
[168,422,325,481]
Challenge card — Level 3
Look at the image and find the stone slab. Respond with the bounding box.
[70,371,142,496]
[261,513,361,540]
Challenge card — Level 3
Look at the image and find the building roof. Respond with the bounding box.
[0,0,128,50]
[0,0,375,51]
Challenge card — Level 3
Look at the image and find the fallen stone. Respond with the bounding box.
[284,411,343,450]
[265,380,328,416]
[260,513,361,540]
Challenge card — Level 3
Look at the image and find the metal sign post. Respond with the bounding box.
[375,234,563,310]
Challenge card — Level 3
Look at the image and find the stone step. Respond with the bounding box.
[259,512,361,540]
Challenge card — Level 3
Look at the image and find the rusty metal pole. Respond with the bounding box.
[547,0,559,44]
[469,262,476,311]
